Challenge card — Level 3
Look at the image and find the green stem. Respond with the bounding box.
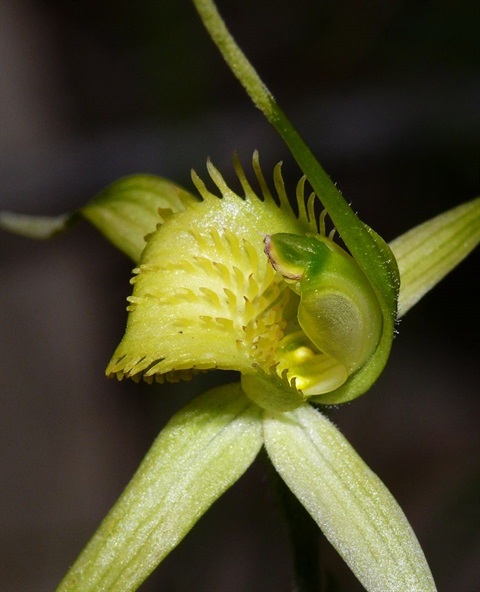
[265,453,337,592]
[192,0,399,403]
[191,0,397,293]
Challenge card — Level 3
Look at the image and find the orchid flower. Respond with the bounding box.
[1,1,478,591]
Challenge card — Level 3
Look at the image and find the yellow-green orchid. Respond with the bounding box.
[105,154,391,412]
[3,156,478,592]
[1,1,479,591]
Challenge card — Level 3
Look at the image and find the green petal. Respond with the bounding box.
[81,175,197,262]
[390,197,480,317]
[263,404,437,592]
[56,383,262,592]
[0,175,196,263]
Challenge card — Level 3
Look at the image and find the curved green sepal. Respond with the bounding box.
[390,197,480,317]
[311,225,399,405]
[81,175,197,262]
[0,175,197,264]
[192,0,399,406]
[263,403,437,592]
[56,383,262,592]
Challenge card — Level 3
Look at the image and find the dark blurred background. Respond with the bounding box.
[1,1,479,590]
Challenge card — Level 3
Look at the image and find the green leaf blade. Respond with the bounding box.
[57,383,262,592]
[263,404,437,592]
[390,197,480,317]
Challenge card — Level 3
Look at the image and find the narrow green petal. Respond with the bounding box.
[0,175,197,263]
[81,175,197,262]
[57,383,262,592]
[390,197,480,317]
[263,404,436,592]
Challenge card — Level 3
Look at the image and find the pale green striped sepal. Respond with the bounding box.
[56,383,262,592]
[81,175,197,262]
[390,197,480,317]
[263,403,437,592]
[0,175,196,263]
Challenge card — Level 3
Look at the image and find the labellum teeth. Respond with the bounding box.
[106,153,384,407]
[106,153,326,388]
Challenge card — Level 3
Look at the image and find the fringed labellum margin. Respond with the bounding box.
[106,154,386,411]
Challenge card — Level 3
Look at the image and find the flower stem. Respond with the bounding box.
[191,0,400,405]
[265,453,337,592]
[191,0,393,282]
